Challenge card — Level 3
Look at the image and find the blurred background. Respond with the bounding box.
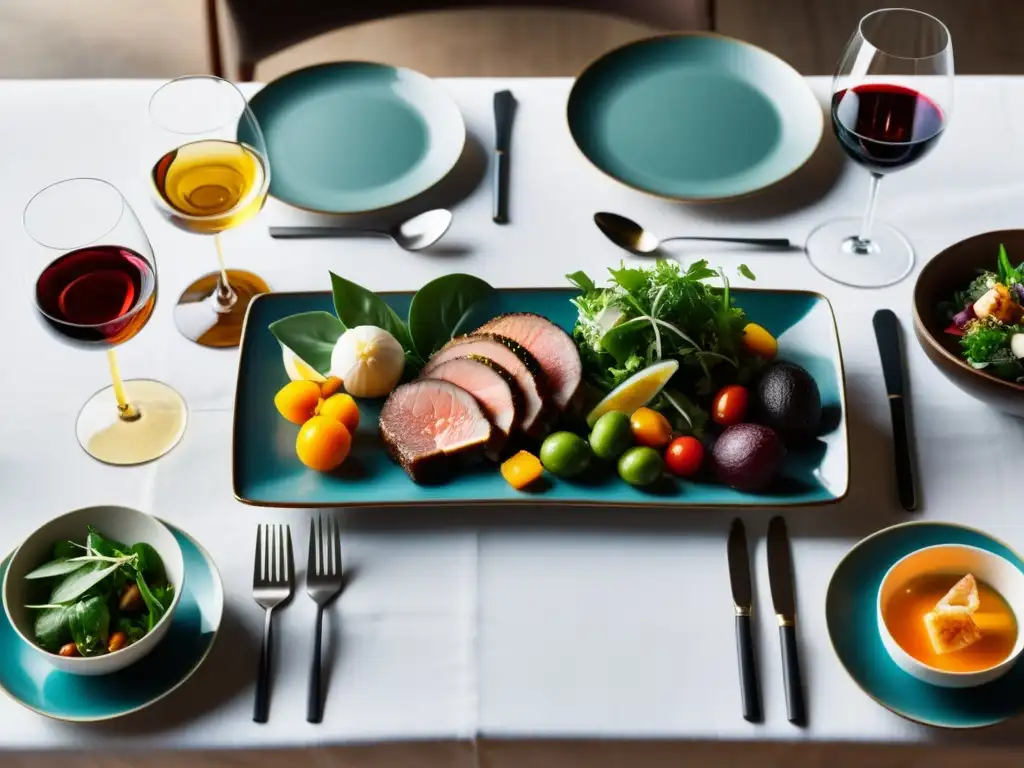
[0,0,1019,82]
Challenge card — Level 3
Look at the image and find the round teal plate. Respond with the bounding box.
[0,523,223,722]
[826,522,1024,728]
[567,34,823,201]
[244,62,465,213]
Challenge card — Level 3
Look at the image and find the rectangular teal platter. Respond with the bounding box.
[233,289,849,508]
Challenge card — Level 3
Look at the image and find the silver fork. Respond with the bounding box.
[306,514,344,723]
[252,523,293,724]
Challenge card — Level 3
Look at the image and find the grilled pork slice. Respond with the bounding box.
[474,313,582,411]
[424,334,550,436]
[423,355,520,453]
[379,379,492,483]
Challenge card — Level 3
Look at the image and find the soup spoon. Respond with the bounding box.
[595,212,791,255]
[269,209,453,251]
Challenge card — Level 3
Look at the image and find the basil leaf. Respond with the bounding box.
[407,274,494,359]
[24,559,90,580]
[136,574,167,632]
[52,540,80,560]
[738,264,756,281]
[607,265,648,294]
[50,561,122,604]
[330,272,413,352]
[268,311,344,376]
[130,543,165,584]
[33,606,70,652]
[67,596,110,656]
[87,526,126,558]
[565,271,595,293]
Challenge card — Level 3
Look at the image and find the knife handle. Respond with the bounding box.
[493,150,509,224]
[779,623,805,726]
[888,395,917,511]
[735,613,762,722]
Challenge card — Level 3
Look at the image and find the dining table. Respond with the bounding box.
[4,74,1024,768]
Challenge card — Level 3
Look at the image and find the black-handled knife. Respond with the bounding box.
[767,516,805,726]
[727,518,762,722]
[873,309,917,512]
[492,90,515,224]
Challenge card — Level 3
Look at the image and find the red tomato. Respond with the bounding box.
[712,385,749,426]
[665,437,704,478]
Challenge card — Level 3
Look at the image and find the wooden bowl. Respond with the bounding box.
[913,229,1024,418]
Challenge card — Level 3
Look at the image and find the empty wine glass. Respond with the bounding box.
[806,9,954,288]
[148,75,271,347]
[23,178,188,465]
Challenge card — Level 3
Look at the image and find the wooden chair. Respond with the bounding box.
[206,0,715,81]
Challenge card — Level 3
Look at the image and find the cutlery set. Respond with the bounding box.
[727,517,805,725]
[252,517,344,724]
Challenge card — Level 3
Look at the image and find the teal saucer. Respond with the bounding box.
[0,523,223,722]
[826,522,1024,728]
[568,34,822,201]
[243,62,465,213]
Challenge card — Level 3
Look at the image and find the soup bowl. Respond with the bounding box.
[2,505,184,676]
[877,544,1024,688]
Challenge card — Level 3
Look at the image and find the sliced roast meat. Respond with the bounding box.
[379,379,492,484]
[423,355,520,453]
[474,313,582,411]
[424,333,550,436]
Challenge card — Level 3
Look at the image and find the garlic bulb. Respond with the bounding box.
[330,326,405,398]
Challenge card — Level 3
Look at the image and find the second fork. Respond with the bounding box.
[307,514,344,723]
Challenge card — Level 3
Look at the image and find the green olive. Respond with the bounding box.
[617,446,664,487]
[539,431,592,477]
[588,411,633,460]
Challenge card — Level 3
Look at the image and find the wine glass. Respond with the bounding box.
[23,178,188,465]
[806,9,953,288]
[148,75,271,347]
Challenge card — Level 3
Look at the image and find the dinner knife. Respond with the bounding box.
[873,309,918,512]
[492,90,515,224]
[727,518,762,722]
[767,516,805,726]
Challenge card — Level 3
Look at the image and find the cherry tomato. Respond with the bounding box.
[712,385,749,426]
[630,407,673,448]
[665,436,704,478]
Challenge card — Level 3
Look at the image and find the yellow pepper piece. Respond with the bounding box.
[500,450,545,490]
[742,322,778,360]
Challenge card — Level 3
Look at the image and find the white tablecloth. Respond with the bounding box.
[2,76,1024,752]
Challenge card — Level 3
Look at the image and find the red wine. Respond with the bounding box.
[35,245,156,348]
[832,84,945,173]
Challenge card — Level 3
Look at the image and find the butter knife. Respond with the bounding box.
[727,518,762,722]
[873,309,917,512]
[492,90,515,224]
[767,516,805,726]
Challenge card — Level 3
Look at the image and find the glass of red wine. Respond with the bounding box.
[23,178,188,465]
[806,9,953,288]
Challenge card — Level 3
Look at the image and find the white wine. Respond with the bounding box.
[151,139,268,235]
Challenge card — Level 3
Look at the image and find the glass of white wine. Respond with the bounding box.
[148,75,271,347]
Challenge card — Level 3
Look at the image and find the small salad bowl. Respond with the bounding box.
[913,229,1024,418]
[877,543,1024,688]
[2,505,184,676]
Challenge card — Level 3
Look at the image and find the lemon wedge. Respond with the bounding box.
[585,359,679,427]
[281,343,327,383]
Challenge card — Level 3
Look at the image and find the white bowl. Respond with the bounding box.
[877,544,1024,688]
[2,505,184,676]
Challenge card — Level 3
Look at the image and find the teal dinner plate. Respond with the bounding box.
[233,288,848,508]
[826,522,1024,728]
[243,62,465,213]
[0,524,223,722]
[567,34,823,201]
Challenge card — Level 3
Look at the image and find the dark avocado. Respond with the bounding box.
[712,424,786,493]
[752,361,822,442]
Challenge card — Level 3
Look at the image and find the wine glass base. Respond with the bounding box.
[76,379,188,466]
[173,269,271,348]
[805,217,915,288]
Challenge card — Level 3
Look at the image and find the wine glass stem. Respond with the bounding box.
[106,349,140,422]
[855,172,883,253]
[214,232,237,312]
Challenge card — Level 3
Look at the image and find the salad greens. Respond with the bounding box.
[25,525,174,656]
[567,260,759,434]
[269,273,495,376]
[944,244,1024,382]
